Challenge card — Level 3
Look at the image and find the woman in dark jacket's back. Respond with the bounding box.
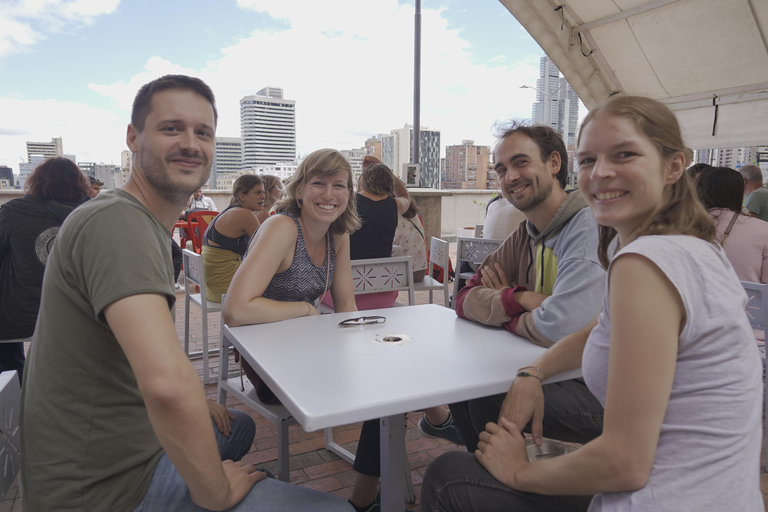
[0,157,89,379]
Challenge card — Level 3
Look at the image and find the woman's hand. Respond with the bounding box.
[498,375,545,445]
[475,418,529,488]
[306,302,320,316]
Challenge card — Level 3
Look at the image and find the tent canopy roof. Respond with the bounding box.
[500,0,768,149]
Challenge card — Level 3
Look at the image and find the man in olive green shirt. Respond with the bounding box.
[20,75,351,512]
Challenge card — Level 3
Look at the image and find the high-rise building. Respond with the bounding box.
[121,150,132,171]
[114,150,132,187]
[557,77,580,149]
[340,148,366,179]
[18,155,45,189]
[365,136,382,161]
[696,147,755,168]
[213,137,243,189]
[443,140,493,190]
[253,162,298,182]
[380,124,441,189]
[532,57,561,130]
[531,56,580,181]
[26,137,63,162]
[240,88,296,169]
[78,162,96,178]
[0,166,14,189]
[94,163,120,189]
[714,147,747,168]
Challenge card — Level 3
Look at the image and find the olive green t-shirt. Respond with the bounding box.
[21,189,175,511]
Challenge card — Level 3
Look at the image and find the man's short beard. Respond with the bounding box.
[503,177,553,212]
[138,151,209,206]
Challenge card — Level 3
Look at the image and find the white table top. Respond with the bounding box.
[224,304,579,432]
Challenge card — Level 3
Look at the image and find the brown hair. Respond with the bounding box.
[362,155,382,169]
[359,163,395,196]
[131,74,217,132]
[694,166,745,213]
[494,121,568,189]
[402,196,420,219]
[261,174,283,197]
[578,95,716,268]
[231,174,264,206]
[275,149,361,235]
[25,157,90,202]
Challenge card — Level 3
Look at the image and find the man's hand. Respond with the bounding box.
[190,460,266,511]
[475,419,529,488]
[513,290,548,312]
[207,399,235,437]
[480,263,511,290]
[498,376,545,446]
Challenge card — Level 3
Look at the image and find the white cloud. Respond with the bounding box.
[0,0,120,58]
[0,97,126,166]
[201,0,539,153]
[1,0,544,169]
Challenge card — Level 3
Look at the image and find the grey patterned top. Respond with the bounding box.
[261,212,335,304]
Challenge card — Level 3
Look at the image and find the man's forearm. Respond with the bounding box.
[106,295,235,510]
[392,173,410,200]
[143,358,233,509]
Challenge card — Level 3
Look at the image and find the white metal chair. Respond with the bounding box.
[451,237,502,309]
[182,248,222,385]
[740,281,767,471]
[415,237,450,306]
[0,371,21,499]
[217,329,297,482]
[320,255,415,313]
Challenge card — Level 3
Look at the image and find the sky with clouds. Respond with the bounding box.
[0,0,567,172]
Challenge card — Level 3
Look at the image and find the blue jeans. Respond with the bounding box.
[421,451,592,512]
[134,410,353,511]
[449,379,604,453]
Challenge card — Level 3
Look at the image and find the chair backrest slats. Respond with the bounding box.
[741,280,768,342]
[351,256,415,305]
[457,237,502,266]
[428,237,449,283]
[0,371,20,499]
[182,248,210,302]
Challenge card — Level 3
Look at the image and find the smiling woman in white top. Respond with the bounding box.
[421,96,763,512]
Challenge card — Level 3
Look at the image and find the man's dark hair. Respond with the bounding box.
[25,157,90,202]
[694,166,745,213]
[494,121,568,189]
[131,74,218,132]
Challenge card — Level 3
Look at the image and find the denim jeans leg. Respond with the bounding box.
[214,408,256,462]
[467,380,603,446]
[134,454,354,511]
[421,451,592,512]
[449,398,493,453]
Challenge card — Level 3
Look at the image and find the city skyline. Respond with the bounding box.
[0,0,559,172]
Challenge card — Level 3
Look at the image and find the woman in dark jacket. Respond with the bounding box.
[0,157,90,380]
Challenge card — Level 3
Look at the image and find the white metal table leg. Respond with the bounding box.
[380,414,406,512]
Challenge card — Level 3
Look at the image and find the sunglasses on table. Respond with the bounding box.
[339,316,386,327]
